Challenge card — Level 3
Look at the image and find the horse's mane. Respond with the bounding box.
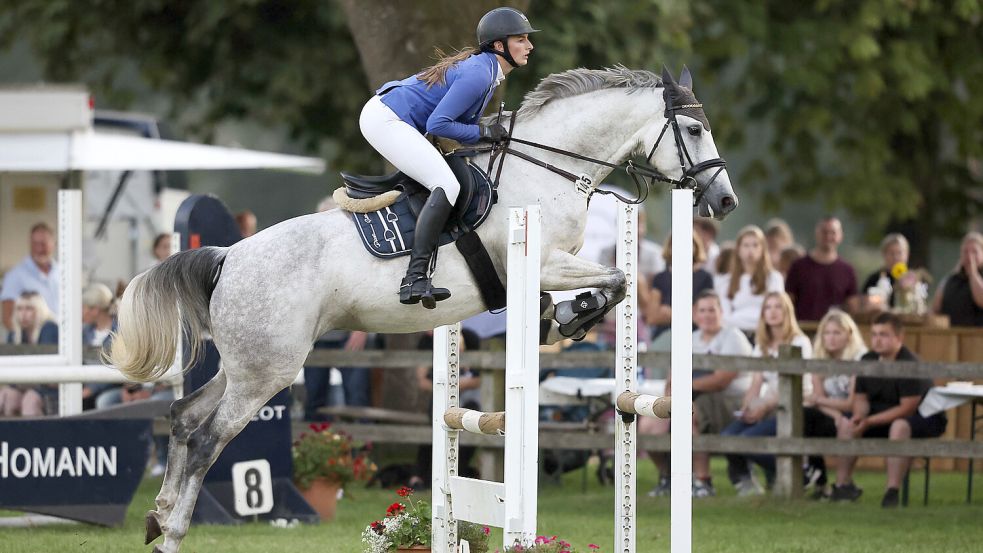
[516,65,663,119]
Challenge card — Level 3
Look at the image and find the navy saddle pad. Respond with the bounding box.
[346,157,496,259]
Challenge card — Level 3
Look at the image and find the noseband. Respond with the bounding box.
[486,92,727,209]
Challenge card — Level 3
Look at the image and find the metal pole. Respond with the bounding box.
[670,189,693,553]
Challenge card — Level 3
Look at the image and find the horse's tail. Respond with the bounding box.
[107,246,228,383]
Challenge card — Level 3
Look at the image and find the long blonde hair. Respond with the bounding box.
[754,291,804,354]
[812,309,866,360]
[417,46,481,87]
[10,291,56,345]
[728,225,772,299]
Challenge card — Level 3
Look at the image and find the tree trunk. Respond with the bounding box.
[339,0,529,91]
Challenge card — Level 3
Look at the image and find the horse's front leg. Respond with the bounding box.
[538,249,626,344]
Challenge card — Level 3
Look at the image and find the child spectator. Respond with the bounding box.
[932,231,983,327]
[715,225,784,335]
[722,291,812,494]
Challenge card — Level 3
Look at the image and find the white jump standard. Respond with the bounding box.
[432,206,542,552]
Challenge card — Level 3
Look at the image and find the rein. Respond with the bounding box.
[486,95,728,209]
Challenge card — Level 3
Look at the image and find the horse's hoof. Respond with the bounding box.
[145,511,163,544]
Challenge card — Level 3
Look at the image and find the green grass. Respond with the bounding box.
[2,459,982,553]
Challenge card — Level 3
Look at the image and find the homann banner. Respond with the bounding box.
[0,419,151,526]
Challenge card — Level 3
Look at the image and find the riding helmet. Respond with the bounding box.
[476,7,539,47]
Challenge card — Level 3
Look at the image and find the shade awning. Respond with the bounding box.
[0,131,325,173]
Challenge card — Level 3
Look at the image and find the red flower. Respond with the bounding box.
[397,486,414,497]
[483,526,491,535]
[370,520,385,535]
[386,502,405,516]
[588,545,600,550]
[308,422,332,432]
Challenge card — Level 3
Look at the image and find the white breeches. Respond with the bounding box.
[359,95,461,204]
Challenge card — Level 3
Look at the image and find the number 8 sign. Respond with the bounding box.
[232,459,274,516]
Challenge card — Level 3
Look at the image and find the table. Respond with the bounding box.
[919,383,983,503]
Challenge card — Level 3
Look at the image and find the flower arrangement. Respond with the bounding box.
[889,262,932,315]
[504,536,599,552]
[292,422,376,491]
[362,487,490,553]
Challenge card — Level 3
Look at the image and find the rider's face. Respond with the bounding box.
[506,34,534,66]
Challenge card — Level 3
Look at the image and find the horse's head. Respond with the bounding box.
[644,66,738,219]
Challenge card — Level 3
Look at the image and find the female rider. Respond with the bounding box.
[359,7,538,309]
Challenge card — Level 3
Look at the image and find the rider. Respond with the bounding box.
[359,7,538,308]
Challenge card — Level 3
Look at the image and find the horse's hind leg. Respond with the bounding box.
[145,370,227,545]
[538,249,627,344]
[157,369,295,553]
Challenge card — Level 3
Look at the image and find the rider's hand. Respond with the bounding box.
[478,123,509,143]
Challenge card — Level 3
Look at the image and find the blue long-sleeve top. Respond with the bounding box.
[376,51,501,144]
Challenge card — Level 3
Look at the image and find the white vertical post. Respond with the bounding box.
[57,189,83,416]
[432,323,461,553]
[503,206,540,549]
[614,202,639,553]
[670,189,694,553]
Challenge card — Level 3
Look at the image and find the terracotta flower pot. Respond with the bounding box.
[298,478,340,521]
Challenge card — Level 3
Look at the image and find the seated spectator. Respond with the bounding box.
[412,328,482,487]
[694,218,720,273]
[641,290,753,498]
[765,218,795,269]
[639,233,714,340]
[932,231,983,327]
[236,210,258,238]
[0,291,59,416]
[802,309,868,497]
[776,245,804,280]
[2,223,60,333]
[713,241,735,277]
[831,312,946,507]
[81,283,120,411]
[785,216,859,322]
[715,225,784,335]
[861,233,910,311]
[723,291,812,494]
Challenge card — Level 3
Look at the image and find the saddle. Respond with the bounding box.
[337,153,497,259]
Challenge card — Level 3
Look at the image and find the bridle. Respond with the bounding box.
[486,91,727,212]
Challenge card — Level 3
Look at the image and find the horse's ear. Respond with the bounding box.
[680,65,693,89]
[661,65,676,86]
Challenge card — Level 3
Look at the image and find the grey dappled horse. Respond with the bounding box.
[109,66,737,552]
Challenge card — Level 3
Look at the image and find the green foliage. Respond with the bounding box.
[292,422,375,491]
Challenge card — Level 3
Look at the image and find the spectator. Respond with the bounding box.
[932,231,983,327]
[2,223,60,332]
[831,312,946,507]
[694,218,720,273]
[152,233,172,263]
[784,216,859,322]
[411,329,482,487]
[776,245,804,280]
[640,233,713,340]
[0,291,59,416]
[715,225,784,335]
[765,218,795,269]
[713,241,736,277]
[642,290,753,498]
[802,309,868,498]
[722,291,812,494]
[235,210,257,238]
[861,233,910,311]
[81,283,119,411]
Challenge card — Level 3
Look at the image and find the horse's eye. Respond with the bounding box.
[688,125,702,137]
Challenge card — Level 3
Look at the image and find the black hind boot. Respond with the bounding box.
[399,188,453,309]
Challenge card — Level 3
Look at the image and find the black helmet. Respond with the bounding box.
[476,7,539,47]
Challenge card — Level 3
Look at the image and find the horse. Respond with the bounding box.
[109,65,737,553]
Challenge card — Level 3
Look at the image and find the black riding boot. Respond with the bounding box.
[399,188,453,309]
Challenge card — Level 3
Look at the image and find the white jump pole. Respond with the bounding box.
[58,189,84,415]
[670,189,694,553]
[614,202,639,553]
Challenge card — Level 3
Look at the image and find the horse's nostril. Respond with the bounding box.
[721,196,736,210]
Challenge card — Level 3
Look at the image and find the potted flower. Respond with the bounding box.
[504,536,599,552]
[293,422,376,521]
[361,487,490,553]
[889,262,932,315]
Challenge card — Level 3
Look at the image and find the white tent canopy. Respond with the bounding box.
[0,130,325,173]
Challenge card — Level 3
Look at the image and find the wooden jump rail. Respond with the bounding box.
[443,406,506,435]
[615,391,671,419]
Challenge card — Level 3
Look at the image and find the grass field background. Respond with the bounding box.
[3,459,982,553]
